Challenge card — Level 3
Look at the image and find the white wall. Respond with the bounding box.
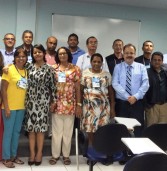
[0,0,167,55]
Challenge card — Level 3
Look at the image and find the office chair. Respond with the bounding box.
[78,123,131,171]
[142,123,167,151]
[123,152,167,171]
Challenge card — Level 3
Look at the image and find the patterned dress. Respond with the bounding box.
[52,63,81,115]
[25,63,56,132]
[81,68,112,133]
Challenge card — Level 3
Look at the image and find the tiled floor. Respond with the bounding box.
[0,156,124,171]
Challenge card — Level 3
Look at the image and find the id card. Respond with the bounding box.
[58,72,66,82]
[92,77,100,88]
[17,77,28,89]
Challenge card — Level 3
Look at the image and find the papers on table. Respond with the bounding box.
[114,117,141,130]
[121,137,166,154]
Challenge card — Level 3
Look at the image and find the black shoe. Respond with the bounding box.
[35,161,42,166]
[28,160,35,165]
[119,160,127,165]
[101,157,113,166]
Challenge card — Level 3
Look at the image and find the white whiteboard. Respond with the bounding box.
[52,14,141,57]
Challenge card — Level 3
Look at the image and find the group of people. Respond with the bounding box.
[0,30,167,168]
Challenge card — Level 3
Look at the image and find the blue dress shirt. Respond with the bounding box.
[71,47,85,65]
[112,61,149,101]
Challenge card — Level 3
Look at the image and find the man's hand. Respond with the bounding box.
[128,96,137,105]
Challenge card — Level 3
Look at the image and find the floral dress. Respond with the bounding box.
[24,63,56,132]
[52,63,81,115]
[81,68,112,133]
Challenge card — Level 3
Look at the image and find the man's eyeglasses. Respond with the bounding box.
[4,38,15,41]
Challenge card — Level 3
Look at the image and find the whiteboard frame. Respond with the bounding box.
[52,14,141,57]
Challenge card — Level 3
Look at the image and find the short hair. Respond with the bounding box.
[142,40,154,48]
[86,36,97,45]
[13,48,28,65]
[68,33,78,41]
[151,51,163,61]
[123,43,136,52]
[46,36,57,43]
[113,39,124,46]
[55,47,73,64]
[22,30,33,39]
[31,44,46,63]
[0,51,4,76]
[3,33,15,39]
[91,53,103,62]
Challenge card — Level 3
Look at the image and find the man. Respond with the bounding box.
[45,36,57,138]
[76,36,108,72]
[67,33,85,65]
[0,33,16,65]
[45,36,57,65]
[145,52,167,126]
[16,30,33,63]
[135,40,154,68]
[112,43,149,136]
[106,39,124,75]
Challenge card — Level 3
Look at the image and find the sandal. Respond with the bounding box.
[63,157,71,165]
[49,157,60,165]
[11,157,24,165]
[2,159,15,168]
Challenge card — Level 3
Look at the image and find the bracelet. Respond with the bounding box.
[77,102,82,106]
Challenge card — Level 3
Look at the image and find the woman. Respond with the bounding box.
[0,51,4,161]
[49,47,81,165]
[24,44,56,166]
[1,48,28,168]
[81,53,115,145]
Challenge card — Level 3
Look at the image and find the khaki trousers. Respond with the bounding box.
[145,103,167,127]
[51,114,75,158]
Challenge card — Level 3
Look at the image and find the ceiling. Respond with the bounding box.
[72,0,167,10]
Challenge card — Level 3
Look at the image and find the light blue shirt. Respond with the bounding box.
[112,61,149,101]
[0,49,15,65]
[71,47,85,65]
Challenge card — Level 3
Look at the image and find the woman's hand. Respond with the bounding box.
[3,64,11,74]
[75,105,82,118]
[5,107,10,118]
[50,102,56,112]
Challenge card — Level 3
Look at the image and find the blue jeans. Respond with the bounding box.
[2,109,25,159]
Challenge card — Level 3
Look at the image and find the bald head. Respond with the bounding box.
[46,36,58,51]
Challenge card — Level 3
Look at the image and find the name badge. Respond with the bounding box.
[58,72,66,82]
[92,77,100,88]
[17,77,28,89]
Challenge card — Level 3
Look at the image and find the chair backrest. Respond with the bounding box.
[142,123,167,151]
[123,152,167,171]
[93,123,130,155]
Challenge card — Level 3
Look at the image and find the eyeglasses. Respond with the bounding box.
[124,52,135,56]
[16,56,26,59]
[4,38,15,41]
[58,52,67,56]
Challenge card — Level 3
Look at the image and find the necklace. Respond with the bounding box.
[14,65,27,78]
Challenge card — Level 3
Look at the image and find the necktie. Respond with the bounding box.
[126,66,132,95]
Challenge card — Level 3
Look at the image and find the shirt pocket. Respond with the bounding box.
[133,74,142,82]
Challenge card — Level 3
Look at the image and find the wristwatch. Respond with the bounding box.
[77,102,82,106]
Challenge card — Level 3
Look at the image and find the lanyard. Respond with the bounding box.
[15,65,27,78]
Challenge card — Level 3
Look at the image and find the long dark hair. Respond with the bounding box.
[31,44,46,63]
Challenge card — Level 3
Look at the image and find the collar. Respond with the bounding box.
[5,50,14,55]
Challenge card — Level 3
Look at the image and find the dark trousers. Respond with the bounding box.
[115,99,145,137]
